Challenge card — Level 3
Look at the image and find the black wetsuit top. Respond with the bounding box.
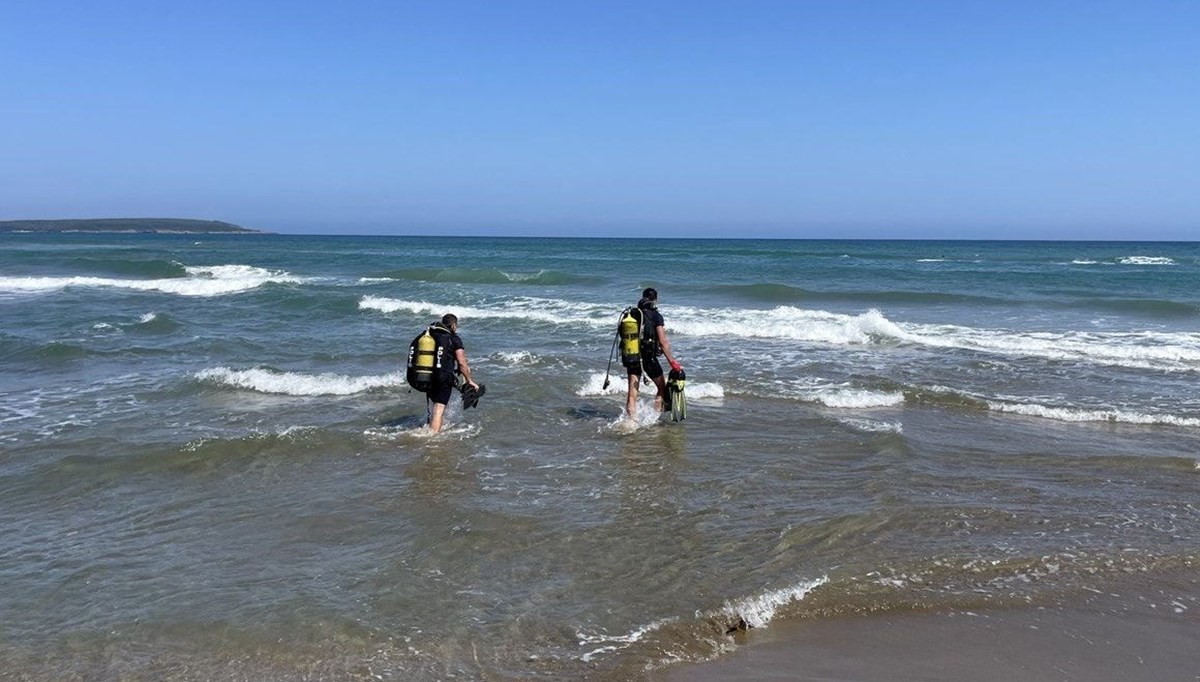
[627,305,665,379]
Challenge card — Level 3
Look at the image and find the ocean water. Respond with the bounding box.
[1,233,1198,679]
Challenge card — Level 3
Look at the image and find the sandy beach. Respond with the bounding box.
[659,573,1199,681]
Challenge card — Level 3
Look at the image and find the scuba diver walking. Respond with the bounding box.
[406,313,482,433]
[611,288,682,420]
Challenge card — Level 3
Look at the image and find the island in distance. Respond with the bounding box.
[0,218,263,234]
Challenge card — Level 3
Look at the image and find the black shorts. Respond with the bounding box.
[427,381,455,406]
[627,356,664,380]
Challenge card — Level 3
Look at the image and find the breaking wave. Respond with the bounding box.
[913,385,1200,428]
[0,264,310,297]
[983,400,1200,427]
[1118,256,1176,266]
[361,296,1200,373]
[803,387,905,409]
[576,576,828,663]
[195,367,402,396]
[359,295,613,327]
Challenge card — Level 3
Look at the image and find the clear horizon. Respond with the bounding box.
[4,1,1198,240]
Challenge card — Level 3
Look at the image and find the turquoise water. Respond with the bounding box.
[2,233,1198,679]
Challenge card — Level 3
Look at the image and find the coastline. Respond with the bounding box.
[656,573,1199,682]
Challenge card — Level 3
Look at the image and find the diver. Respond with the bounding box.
[406,313,479,433]
[623,288,682,419]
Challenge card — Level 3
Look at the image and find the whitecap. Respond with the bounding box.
[1118,256,1175,266]
[369,297,1200,373]
[0,264,308,297]
[803,387,905,409]
[984,400,1200,427]
[196,367,402,396]
[359,295,611,327]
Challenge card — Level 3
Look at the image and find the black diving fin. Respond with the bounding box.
[667,368,686,421]
[460,382,487,409]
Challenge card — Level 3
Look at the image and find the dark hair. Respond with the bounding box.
[442,313,458,327]
[641,287,658,301]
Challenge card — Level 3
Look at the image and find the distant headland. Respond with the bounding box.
[0,218,262,234]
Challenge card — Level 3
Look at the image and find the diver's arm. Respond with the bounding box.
[455,348,478,388]
[655,325,679,369]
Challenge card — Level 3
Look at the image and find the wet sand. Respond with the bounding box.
[658,577,1199,681]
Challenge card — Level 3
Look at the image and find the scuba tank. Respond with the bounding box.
[618,308,641,367]
[406,328,438,391]
[668,368,686,421]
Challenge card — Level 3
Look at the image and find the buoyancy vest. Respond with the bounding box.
[639,308,660,357]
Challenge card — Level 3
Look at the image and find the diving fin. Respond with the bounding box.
[460,383,487,409]
[667,368,686,421]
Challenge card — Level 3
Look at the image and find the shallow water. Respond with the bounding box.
[2,234,1198,679]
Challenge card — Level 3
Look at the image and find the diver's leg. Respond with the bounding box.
[651,374,667,413]
[429,401,447,432]
[626,374,639,419]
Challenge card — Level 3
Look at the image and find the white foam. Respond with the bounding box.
[984,400,1200,427]
[1118,256,1175,266]
[606,399,664,432]
[917,258,947,262]
[138,312,159,323]
[196,367,402,396]
[359,295,611,327]
[369,297,1200,373]
[499,269,547,282]
[717,576,828,629]
[838,418,904,434]
[804,387,904,409]
[576,371,725,400]
[492,350,538,365]
[577,618,677,662]
[1069,259,1099,265]
[685,382,725,399]
[669,306,904,345]
[0,264,307,297]
[384,421,482,440]
[577,372,626,396]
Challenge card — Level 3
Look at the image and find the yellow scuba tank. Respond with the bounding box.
[406,328,438,390]
[618,308,641,367]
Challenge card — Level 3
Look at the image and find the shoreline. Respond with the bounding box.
[656,573,1199,681]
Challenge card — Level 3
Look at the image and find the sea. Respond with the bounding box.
[1,233,1197,680]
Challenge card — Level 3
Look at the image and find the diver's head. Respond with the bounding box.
[441,313,458,332]
[639,288,658,309]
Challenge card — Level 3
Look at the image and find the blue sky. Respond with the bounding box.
[2,1,1197,238]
